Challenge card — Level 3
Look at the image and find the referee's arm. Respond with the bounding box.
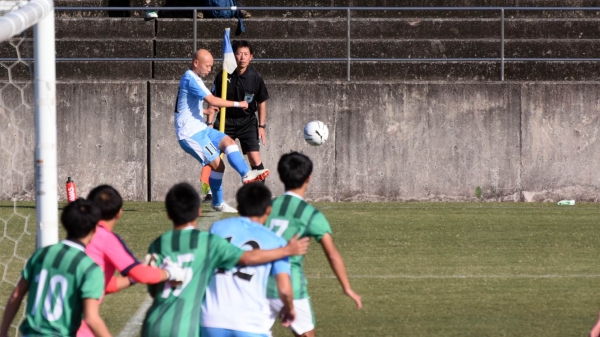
[258,101,267,144]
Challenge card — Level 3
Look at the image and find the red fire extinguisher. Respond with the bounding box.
[66,177,77,202]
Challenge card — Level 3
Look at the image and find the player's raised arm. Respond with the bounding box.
[320,233,362,309]
[238,234,309,266]
[0,277,28,337]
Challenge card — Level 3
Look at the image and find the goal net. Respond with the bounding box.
[0,0,56,335]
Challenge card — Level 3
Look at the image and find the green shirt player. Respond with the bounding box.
[0,199,112,337]
[141,183,309,337]
[265,152,362,337]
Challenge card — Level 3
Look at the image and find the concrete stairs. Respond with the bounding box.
[3,1,600,80]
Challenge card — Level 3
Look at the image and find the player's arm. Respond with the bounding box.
[204,94,248,110]
[105,275,133,294]
[257,101,267,145]
[320,233,362,309]
[275,272,295,327]
[83,298,112,337]
[104,234,180,285]
[0,277,28,337]
[590,310,600,337]
[238,234,309,266]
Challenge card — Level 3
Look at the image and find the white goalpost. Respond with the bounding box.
[0,0,58,249]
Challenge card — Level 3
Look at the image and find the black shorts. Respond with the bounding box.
[214,115,259,154]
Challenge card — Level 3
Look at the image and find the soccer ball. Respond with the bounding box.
[303,121,329,146]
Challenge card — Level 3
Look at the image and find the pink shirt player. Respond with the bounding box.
[77,222,163,337]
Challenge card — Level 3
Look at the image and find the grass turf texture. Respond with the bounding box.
[1,201,600,336]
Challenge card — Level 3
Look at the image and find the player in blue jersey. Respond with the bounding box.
[202,182,296,337]
[175,49,270,213]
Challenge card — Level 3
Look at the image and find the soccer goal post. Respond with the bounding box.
[0,0,58,249]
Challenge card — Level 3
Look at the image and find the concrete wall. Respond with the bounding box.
[1,81,599,202]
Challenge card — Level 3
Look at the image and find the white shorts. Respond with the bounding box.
[268,298,315,335]
[178,128,225,166]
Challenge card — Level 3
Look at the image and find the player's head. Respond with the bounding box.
[61,198,101,241]
[165,183,201,226]
[233,40,253,69]
[192,49,214,77]
[236,182,272,217]
[278,151,313,191]
[87,184,123,221]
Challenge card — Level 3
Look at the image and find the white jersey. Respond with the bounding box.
[202,217,291,334]
[174,69,212,140]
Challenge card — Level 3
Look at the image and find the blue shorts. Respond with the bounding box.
[200,327,268,337]
[178,128,226,166]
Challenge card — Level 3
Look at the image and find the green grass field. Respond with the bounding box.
[1,201,600,336]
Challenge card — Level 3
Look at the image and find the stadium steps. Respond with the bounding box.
[3,15,600,80]
[55,0,600,18]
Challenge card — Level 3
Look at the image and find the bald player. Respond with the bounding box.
[174,49,270,213]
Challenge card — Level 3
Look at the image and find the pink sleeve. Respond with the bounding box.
[105,276,120,294]
[128,264,164,284]
[104,232,140,275]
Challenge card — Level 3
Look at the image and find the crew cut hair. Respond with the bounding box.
[61,198,101,240]
[165,183,201,226]
[277,151,313,191]
[236,183,272,217]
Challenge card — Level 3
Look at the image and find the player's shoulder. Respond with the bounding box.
[210,217,240,233]
[211,217,254,237]
[27,243,53,265]
[148,229,174,251]
[180,69,192,82]
[67,248,101,275]
[246,66,265,79]
[249,222,287,246]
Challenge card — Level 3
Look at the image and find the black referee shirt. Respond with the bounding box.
[212,66,269,119]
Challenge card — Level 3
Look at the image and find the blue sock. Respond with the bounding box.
[225,145,249,177]
[208,171,224,206]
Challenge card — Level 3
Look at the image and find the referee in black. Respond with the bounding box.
[210,40,269,178]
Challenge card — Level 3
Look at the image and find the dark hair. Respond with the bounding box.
[61,198,101,240]
[87,185,123,221]
[232,40,253,55]
[277,152,313,190]
[166,183,201,226]
[236,183,272,217]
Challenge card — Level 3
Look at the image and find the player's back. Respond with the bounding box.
[142,227,243,337]
[265,193,332,299]
[20,241,104,337]
[202,217,289,334]
[85,223,139,298]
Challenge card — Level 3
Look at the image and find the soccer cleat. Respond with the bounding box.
[240,10,251,18]
[242,169,270,184]
[145,11,158,19]
[212,202,238,213]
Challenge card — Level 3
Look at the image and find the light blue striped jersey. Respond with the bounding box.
[174,69,212,140]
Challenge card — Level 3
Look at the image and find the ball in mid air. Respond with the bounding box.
[303,121,329,146]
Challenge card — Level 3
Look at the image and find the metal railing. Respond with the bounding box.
[5,6,600,80]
